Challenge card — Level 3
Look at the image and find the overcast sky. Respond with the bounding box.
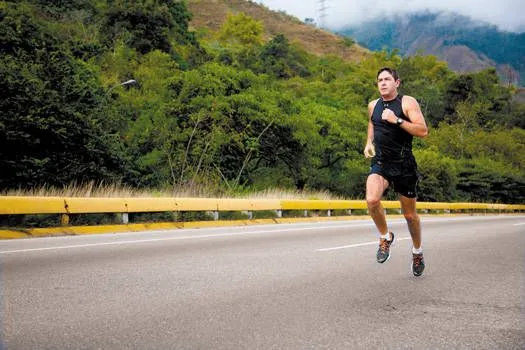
[256,0,525,32]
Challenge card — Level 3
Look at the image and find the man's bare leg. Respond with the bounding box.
[399,195,421,249]
[366,174,389,235]
[367,174,395,263]
[400,194,425,276]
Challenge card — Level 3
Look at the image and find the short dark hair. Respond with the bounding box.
[377,67,399,81]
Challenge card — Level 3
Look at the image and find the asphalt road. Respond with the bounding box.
[1,215,524,349]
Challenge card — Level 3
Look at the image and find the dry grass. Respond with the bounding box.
[2,182,158,198]
[1,182,343,200]
[188,0,369,62]
[1,182,221,198]
[245,188,343,200]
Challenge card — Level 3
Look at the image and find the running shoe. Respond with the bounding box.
[376,232,395,263]
[412,253,425,276]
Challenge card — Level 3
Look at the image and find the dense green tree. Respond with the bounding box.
[456,159,525,203]
[0,3,126,188]
[414,149,458,202]
[257,34,311,79]
[444,68,513,128]
[397,54,453,126]
[218,12,263,46]
[101,0,202,66]
[120,61,301,189]
[102,2,173,54]
[506,101,525,128]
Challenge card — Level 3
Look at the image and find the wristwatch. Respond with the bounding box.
[396,117,404,125]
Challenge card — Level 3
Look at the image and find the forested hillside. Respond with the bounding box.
[1,0,524,203]
[340,12,525,86]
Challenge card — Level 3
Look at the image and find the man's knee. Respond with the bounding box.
[366,196,381,209]
[403,211,419,223]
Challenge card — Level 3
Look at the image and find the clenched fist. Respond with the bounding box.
[364,143,376,158]
[381,108,396,124]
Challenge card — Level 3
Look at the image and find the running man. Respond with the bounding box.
[364,67,428,276]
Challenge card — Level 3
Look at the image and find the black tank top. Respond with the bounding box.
[371,94,413,162]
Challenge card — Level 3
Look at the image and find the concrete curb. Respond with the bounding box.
[0,215,378,239]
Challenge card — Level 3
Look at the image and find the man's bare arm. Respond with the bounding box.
[380,96,428,138]
[401,96,428,138]
[364,100,378,158]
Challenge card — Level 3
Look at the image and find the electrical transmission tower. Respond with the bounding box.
[317,0,328,29]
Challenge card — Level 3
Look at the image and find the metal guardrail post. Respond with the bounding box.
[60,214,70,226]
[115,213,129,224]
[205,211,219,221]
[303,210,308,217]
[327,210,331,217]
[276,210,282,218]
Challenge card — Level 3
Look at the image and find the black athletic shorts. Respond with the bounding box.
[369,156,420,198]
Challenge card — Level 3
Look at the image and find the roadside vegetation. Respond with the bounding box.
[2,181,340,200]
[1,0,524,205]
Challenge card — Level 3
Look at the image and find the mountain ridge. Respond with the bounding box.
[339,11,525,86]
[187,0,369,62]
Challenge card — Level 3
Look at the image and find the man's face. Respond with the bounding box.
[377,71,400,97]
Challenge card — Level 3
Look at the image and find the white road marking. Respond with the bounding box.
[317,237,412,252]
[0,223,376,255]
[513,223,525,226]
[1,216,523,255]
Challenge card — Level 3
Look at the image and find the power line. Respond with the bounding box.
[317,0,328,29]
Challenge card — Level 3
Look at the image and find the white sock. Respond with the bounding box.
[412,246,423,254]
[380,232,391,241]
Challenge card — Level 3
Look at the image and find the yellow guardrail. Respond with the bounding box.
[1,196,524,216]
[0,197,284,215]
[0,196,523,238]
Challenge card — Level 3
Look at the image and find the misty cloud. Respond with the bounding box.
[256,0,525,32]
